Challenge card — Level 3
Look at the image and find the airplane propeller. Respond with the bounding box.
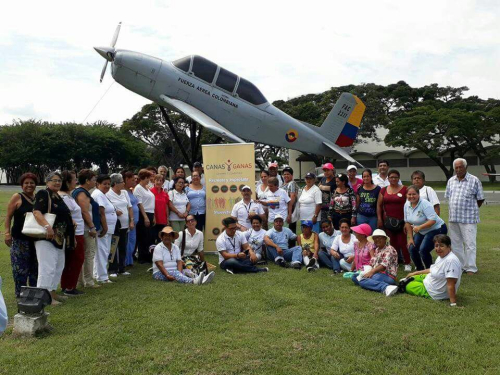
[94,22,122,82]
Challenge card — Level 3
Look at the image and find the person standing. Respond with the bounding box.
[346,165,363,194]
[150,174,169,242]
[134,169,156,264]
[330,173,357,229]
[4,173,38,297]
[231,185,265,232]
[445,158,484,275]
[268,161,284,187]
[357,169,381,231]
[186,171,206,231]
[186,162,206,186]
[318,163,336,222]
[158,165,170,191]
[298,172,322,233]
[260,177,292,226]
[168,177,190,232]
[411,171,440,215]
[122,171,139,266]
[168,166,186,190]
[282,167,299,240]
[373,160,391,187]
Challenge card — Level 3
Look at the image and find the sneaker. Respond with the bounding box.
[307,258,316,268]
[398,277,414,293]
[109,273,118,278]
[64,289,85,296]
[119,272,131,276]
[307,266,316,272]
[260,267,269,272]
[276,258,286,268]
[202,271,215,285]
[292,262,302,270]
[193,271,205,285]
[225,268,234,275]
[98,279,113,284]
[404,264,412,272]
[384,285,399,297]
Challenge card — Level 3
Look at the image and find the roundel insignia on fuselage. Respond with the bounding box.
[285,129,298,143]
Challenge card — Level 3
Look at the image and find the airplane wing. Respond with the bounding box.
[322,140,364,168]
[159,95,245,143]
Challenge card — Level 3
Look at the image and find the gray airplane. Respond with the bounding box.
[94,23,366,165]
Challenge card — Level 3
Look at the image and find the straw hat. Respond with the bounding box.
[159,226,179,239]
[367,229,390,244]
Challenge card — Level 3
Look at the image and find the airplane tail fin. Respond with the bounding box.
[319,93,366,150]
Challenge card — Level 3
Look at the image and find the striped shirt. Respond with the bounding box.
[444,173,484,224]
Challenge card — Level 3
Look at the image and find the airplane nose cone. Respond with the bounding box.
[94,46,115,61]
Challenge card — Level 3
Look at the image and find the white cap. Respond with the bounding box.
[273,214,284,221]
[347,165,357,171]
[241,185,252,191]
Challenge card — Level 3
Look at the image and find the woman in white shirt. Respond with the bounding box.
[244,215,267,261]
[168,177,191,232]
[107,174,134,277]
[174,215,207,275]
[91,174,117,284]
[59,171,85,296]
[298,172,322,233]
[330,218,356,273]
[134,169,156,264]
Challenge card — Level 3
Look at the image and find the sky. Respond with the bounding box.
[1,0,499,126]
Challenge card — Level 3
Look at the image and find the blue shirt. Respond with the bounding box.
[186,187,206,215]
[404,198,445,235]
[444,172,484,224]
[265,227,297,250]
[127,191,140,224]
[318,230,340,251]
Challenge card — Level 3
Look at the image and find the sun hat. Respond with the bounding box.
[274,214,284,222]
[346,165,357,172]
[367,229,390,244]
[300,220,313,228]
[159,226,179,239]
[322,163,334,170]
[351,223,372,237]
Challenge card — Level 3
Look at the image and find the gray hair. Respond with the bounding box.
[110,173,124,187]
[45,171,62,183]
[453,158,467,169]
[407,185,420,195]
[158,165,168,172]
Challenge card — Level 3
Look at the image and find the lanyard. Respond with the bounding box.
[244,201,252,214]
[228,236,236,252]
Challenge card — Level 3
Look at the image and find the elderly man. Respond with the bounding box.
[216,217,269,274]
[231,185,265,231]
[264,214,303,269]
[260,177,292,226]
[445,158,484,275]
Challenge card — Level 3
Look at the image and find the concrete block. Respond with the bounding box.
[13,312,51,336]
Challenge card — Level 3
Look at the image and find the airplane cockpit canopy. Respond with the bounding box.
[172,55,268,106]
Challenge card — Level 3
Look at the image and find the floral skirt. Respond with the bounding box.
[10,238,38,297]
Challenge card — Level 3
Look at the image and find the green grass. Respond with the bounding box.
[1,192,500,374]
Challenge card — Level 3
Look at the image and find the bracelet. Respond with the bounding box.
[450,303,457,307]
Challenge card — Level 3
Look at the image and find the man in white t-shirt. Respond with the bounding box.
[231,185,265,231]
[216,217,269,274]
[260,177,292,226]
[411,170,440,215]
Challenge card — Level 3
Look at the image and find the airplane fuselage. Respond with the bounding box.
[111,50,338,157]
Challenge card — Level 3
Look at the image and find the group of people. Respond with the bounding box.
[3,157,483,307]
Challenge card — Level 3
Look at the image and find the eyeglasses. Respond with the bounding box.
[48,179,62,183]
[388,176,399,179]
[186,219,196,223]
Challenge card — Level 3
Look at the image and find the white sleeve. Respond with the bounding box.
[331,236,340,251]
[231,203,238,218]
[256,204,265,214]
[428,187,440,206]
[198,232,204,252]
[444,257,461,279]
[314,187,322,204]
[174,232,182,248]
[152,245,163,263]
[134,187,143,204]
[282,190,291,203]
[216,236,227,252]
[239,231,248,245]
[168,191,174,203]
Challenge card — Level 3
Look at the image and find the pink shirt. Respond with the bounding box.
[349,178,363,194]
[354,241,375,271]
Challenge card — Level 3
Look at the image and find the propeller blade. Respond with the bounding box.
[110,22,122,48]
[100,60,108,82]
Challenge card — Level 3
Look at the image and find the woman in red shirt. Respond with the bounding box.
[151,174,169,244]
[377,169,411,271]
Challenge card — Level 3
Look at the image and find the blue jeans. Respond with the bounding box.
[266,246,303,264]
[356,214,377,232]
[220,257,265,273]
[352,272,396,293]
[410,224,448,270]
[153,270,193,284]
[318,250,342,272]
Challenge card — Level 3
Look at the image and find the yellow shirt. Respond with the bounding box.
[300,233,316,254]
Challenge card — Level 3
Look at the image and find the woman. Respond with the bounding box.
[347,165,363,194]
[107,173,134,277]
[404,185,447,270]
[92,174,117,284]
[134,169,156,264]
[186,171,206,231]
[298,221,319,271]
[318,162,336,222]
[351,223,375,272]
[59,171,85,296]
[244,215,267,262]
[174,215,207,274]
[377,169,411,271]
[146,166,158,189]
[411,170,440,215]
[122,171,139,266]
[351,229,399,297]
[168,177,191,232]
[256,170,270,229]
[400,235,461,305]
[152,226,214,285]
[168,166,186,190]
[357,169,381,231]
[33,171,75,305]
[282,167,299,239]
[158,165,170,191]
[150,174,169,242]
[298,172,322,233]
[330,173,357,229]
[330,218,356,272]
[4,173,38,297]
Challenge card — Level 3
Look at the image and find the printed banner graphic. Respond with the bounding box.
[202,143,255,251]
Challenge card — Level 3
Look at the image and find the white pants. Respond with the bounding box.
[449,222,478,272]
[35,240,65,291]
[303,255,319,269]
[94,233,112,282]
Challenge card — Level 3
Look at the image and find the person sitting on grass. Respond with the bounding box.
[244,215,267,262]
[317,220,340,271]
[399,234,461,306]
[264,215,303,269]
[351,229,399,297]
[297,220,319,272]
[350,223,375,272]
[174,215,207,275]
[217,217,269,274]
[330,218,356,273]
[152,226,214,285]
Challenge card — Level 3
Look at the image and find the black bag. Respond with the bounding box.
[384,216,404,232]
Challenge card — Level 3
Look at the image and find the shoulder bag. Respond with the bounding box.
[22,191,56,238]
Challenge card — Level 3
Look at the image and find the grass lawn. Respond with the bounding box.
[0,191,499,374]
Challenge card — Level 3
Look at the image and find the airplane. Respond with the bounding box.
[94,23,366,166]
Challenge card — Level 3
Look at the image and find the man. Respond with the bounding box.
[411,170,440,215]
[281,166,299,244]
[264,215,303,269]
[268,161,284,187]
[260,177,292,226]
[346,165,363,194]
[186,162,205,186]
[216,217,268,274]
[318,162,336,222]
[317,220,340,270]
[445,158,484,275]
[231,185,265,231]
[158,165,170,191]
[373,160,402,187]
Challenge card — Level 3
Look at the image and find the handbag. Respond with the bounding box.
[290,187,302,223]
[22,191,56,238]
[384,216,404,231]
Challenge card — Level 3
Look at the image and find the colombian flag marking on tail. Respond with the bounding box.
[335,96,366,147]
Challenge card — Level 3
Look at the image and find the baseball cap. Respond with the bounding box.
[322,163,334,170]
[305,172,316,179]
[273,214,284,221]
[193,161,202,167]
[269,162,278,168]
[241,185,252,191]
[347,165,357,171]
[300,220,313,228]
